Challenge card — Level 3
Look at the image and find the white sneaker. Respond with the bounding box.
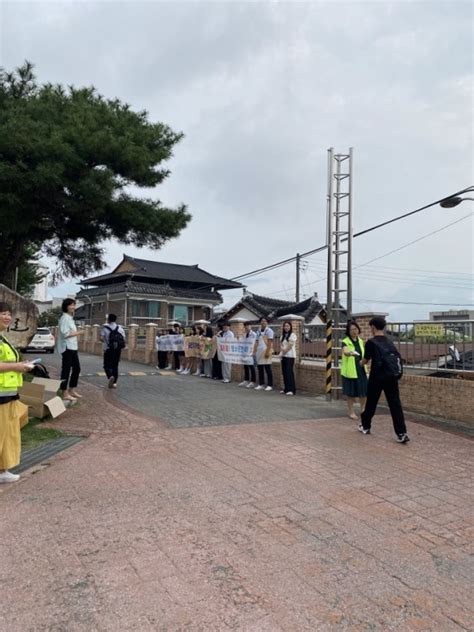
[0,471,20,483]
[222,379,230,383]
[254,385,264,390]
[264,386,273,392]
[193,371,201,376]
[239,381,249,387]
[286,391,294,396]
[279,390,285,394]
[165,365,172,370]
[246,382,255,389]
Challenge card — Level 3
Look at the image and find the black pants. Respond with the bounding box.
[212,355,223,380]
[361,377,406,435]
[103,349,122,384]
[244,364,256,382]
[281,357,296,393]
[258,364,273,387]
[157,351,168,369]
[60,349,80,391]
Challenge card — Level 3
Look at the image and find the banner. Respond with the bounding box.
[217,339,255,365]
[200,337,216,360]
[156,334,184,352]
[184,335,201,358]
[414,324,444,337]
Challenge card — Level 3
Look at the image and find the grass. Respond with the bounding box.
[21,418,65,451]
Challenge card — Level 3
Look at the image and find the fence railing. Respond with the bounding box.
[300,324,327,361]
[386,320,473,374]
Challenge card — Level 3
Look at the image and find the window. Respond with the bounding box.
[130,300,161,318]
[173,305,188,324]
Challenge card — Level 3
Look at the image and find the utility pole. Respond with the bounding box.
[295,253,300,302]
[326,147,353,399]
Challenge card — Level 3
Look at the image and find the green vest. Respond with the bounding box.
[0,335,23,392]
[341,336,365,379]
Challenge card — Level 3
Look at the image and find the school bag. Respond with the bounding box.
[29,363,50,379]
[372,337,403,379]
[105,325,126,351]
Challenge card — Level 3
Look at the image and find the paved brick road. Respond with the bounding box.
[0,354,472,631]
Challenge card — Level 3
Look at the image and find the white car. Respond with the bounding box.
[26,327,56,353]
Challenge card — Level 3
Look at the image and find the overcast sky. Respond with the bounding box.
[1,0,473,320]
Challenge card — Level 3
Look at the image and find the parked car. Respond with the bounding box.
[26,327,56,353]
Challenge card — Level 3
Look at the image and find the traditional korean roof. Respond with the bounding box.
[76,280,222,302]
[80,255,242,291]
[218,292,330,324]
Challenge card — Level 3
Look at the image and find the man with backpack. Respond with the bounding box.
[100,314,126,388]
[359,317,410,443]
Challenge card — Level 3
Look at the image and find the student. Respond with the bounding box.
[181,326,198,375]
[359,317,409,443]
[238,322,256,388]
[212,323,223,380]
[100,313,126,388]
[341,320,367,420]
[220,321,234,383]
[254,317,274,391]
[164,327,174,370]
[201,326,214,378]
[0,302,31,483]
[56,298,83,401]
[155,329,168,369]
[279,321,297,395]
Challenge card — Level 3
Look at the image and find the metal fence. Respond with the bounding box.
[386,320,474,375]
[300,324,327,361]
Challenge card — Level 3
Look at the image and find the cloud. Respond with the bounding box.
[1,0,472,320]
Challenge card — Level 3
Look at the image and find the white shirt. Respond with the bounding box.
[100,322,126,351]
[221,329,235,340]
[57,313,78,353]
[280,333,297,359]
[239,329,257,342]
[255,326,274,364]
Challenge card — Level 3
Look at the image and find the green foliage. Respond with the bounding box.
[37,306,62,327]
[0,61,191,285]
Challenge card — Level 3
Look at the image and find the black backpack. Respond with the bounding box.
[372,337,403,379]
[105,325,126,351]
[30,363,50,379]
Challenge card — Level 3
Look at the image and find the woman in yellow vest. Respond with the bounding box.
[341,320,368,421]
[0,301,32,483]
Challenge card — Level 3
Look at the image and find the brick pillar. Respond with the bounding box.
[351,312,389,341]
[229,318,245,339]
[82,325,91,352]
[127,324,139,361]
[145,323,157,365]
[92,324,100,355]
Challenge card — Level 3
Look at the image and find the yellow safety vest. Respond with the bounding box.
[0,335,23,392]
[341,336,365,379]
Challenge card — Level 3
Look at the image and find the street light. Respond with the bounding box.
[439,195,474,208]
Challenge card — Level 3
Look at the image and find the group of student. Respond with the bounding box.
[155,317,298,395]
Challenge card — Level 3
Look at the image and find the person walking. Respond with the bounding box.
[279,321,297,395]
[254,317,274,391]
[0,302,31,483]
[359,317,409,443]
[238,322,257,388]
[220,322,234,383]
[100,314,126,388]
[341,320,367,420]
[57,298,83,401]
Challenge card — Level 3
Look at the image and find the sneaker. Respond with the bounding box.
[193,371,201,376]
[264,386,273,392]
[396,433,410,444]
[286,392,294,396]
[182,369,190,375]
[222,379,230,383]
[108,376,115,388]
[254,385,264,391]
[358,424,371,435]
[112,384,117,389]
[165,365,172,370]
[239,381,249,387]
[279,390,285,394]
[246,382,255,389]
[0,471,20,483]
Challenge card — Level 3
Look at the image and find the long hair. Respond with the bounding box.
[281,321,293,342]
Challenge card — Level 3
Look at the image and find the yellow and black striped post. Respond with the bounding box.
[325,320,333,399]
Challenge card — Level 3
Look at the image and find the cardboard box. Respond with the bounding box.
[19,378,66,419]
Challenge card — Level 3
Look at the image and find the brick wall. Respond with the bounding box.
[398,374,474,425]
